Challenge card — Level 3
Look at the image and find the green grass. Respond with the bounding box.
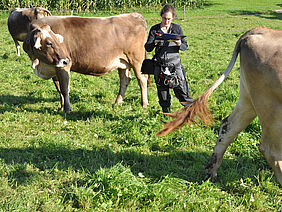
[0,0,281,211]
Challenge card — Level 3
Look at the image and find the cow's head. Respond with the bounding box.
[24,24,70,68]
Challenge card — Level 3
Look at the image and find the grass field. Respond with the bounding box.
[0,0,281,211]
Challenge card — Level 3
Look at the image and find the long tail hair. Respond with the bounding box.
[156,35,243,136]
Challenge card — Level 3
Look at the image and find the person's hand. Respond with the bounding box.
[154,40,161,45]
[173,39,181,46]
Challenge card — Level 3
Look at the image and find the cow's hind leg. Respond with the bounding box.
[206,93,257,182]
[260,137,282,185]
[259,107,282,185]
[13,38,20,56]
[115,68,132,105]
[52,76,64,111]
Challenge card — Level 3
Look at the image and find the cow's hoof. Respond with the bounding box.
[114,100,123,105]
[206,169,217,183]
[65,111,71,115]
[142,102,149,108]
[206,173,217,183]
[58,107,64,111]
[210,177,217,183]
[64,107,71,114]
[112,102,122,108]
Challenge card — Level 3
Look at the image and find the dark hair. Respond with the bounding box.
[160,4,176,18]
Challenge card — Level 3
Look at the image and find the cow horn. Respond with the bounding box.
[43,8,52,16]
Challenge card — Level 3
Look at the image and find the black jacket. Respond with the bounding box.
[145,23,188,53]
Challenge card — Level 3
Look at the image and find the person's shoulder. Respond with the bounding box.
[171,23,184,34]
[150,23,161,30]
[171,23,182,30]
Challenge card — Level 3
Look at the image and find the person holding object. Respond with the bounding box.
[145,4,193,113]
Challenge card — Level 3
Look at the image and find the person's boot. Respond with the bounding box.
[162,107,170,113]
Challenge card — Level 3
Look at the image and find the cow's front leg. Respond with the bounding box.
[115,68,132,105]
[206,94,256,182]
[132,66,149,107]
[52,76,64,111]
[56,69,71,114]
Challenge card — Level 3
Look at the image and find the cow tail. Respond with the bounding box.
[156,37,242,136]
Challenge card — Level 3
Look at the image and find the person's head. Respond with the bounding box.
[160,4,176,28]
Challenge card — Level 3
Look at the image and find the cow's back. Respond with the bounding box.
[31,14,147,75]
[240,27,282,100]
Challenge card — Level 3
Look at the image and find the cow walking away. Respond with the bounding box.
[23,13,149,113]
[157,27,282,186]
[8,7,52,56]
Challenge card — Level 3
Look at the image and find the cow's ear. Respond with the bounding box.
[34,37,42,49]
[55,34,64,44]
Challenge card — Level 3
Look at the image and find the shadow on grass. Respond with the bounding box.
[65,109,120,121]
[228,8,282,21]
[257,12,282,20]
[0,94,58,113]
[200,1,221,8]
[0,145,267,186]
[0,94,57,105]
[229,10,264,16]
[0,93,146,122]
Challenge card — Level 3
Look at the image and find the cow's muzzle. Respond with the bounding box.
[56,58,70,68]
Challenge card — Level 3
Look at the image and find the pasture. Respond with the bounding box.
[0,0,281,211]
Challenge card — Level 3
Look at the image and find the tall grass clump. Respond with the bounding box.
[0,0,207,12]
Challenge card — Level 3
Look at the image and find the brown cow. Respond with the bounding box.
[23,13,149,113]
[157,27,282,186]
[8,7,52,56]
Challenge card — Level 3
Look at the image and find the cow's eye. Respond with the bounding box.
[46,42,52,47]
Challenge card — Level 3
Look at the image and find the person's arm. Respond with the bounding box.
[145,27,157,52]
[174,25,188,51]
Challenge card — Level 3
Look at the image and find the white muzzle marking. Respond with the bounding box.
[56,58,70,68]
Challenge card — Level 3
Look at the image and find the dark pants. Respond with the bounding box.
[154,64,193,109]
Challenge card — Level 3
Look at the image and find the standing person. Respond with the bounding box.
[145,4,193,113]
